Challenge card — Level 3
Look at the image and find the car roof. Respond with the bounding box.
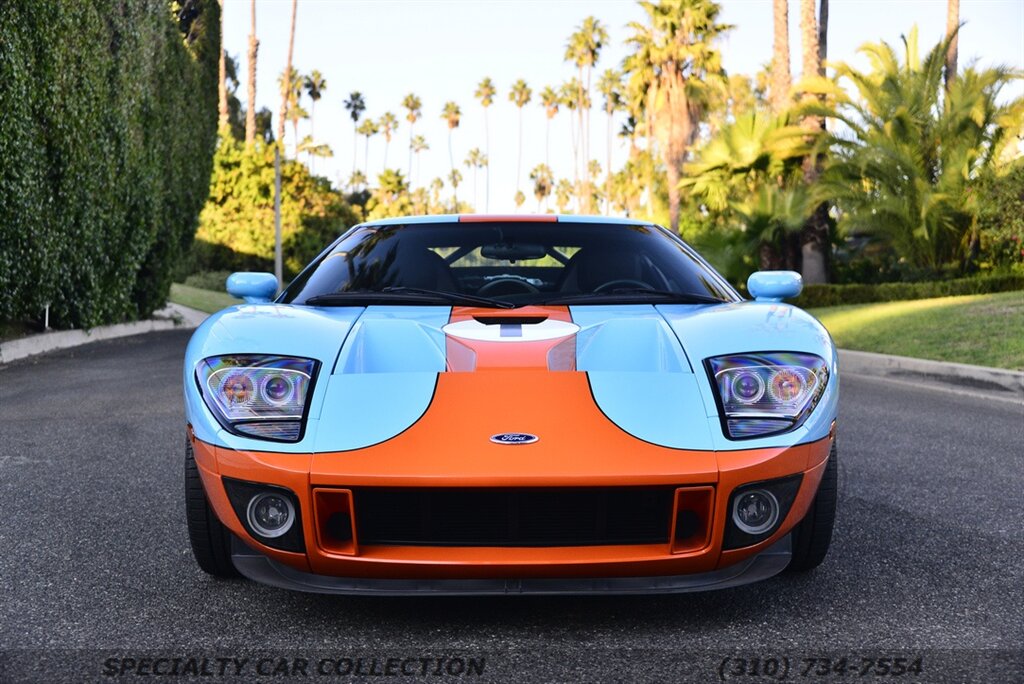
[357,214,657,228]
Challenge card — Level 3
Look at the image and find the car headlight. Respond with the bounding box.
[195,355,318,442]
[705,352,829,439]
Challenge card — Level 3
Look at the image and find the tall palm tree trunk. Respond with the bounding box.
[244,0,258,146]
[484,110,491,212]
[771,0,792,113]
[516,109,524,194]
[276,0,298,150]
[799,0,829,283]
[945,0,959,90]
[407,128,414,181]
[352,125,358,176]
[218,0,228,129]
[448,131,457,205]
[605,106,612,213]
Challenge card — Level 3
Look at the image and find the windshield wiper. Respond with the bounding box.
[304,287,515,309]
[543,288,728,306]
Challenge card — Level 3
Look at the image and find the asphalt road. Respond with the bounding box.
[1,330,1022,682]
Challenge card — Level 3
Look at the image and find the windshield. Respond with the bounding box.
[280,221,740,307]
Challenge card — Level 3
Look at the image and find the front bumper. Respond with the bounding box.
[189,428,833,588]
[230,534,793,596]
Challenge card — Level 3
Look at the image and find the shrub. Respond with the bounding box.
[792,274,1024,308]
[0,0,219,329]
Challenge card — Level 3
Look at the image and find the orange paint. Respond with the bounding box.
[458,214,557,223]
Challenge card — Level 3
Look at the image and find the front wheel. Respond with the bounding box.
[185,440,240,578]
[787,441,838,572]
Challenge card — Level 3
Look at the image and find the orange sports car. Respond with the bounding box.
[184,215,838,594]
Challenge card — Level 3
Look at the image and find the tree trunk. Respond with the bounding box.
[484,108,490,212]
[798,0,829,284]
[276,0,298,151]
[771,0,792,113]
[218,0,228,129]
[244,0,258,146]
[945,0,959,90]
[605,105,612,213]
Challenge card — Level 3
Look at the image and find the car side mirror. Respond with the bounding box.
[747,270,803,302]
[226,272,279,304]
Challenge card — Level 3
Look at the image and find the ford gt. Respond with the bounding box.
[183,214,838,594]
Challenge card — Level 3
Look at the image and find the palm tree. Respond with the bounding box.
[218,0,228,129]
[278,67,306,157]
[509,79,532,196]
[623,0,731,232]
[275,0,298,146]
[448,169,463,211]
[539,86,560,166]
[555,179,573,213]
[559,80,582,190]
[513,190,526,211]
[945,0,959,90]
[804,28,1024,271]
[682,110,812,268]
[402,93,422,178]
[410,134,429,188]
[347,170,367,192]
[565,16,609,213]
[464,148,487,211]
[303,70,326,170]
[344,92,366,175]
[356,118,379,179]
[304,71,326,139]
[771,0,792,113]
[244,0,258,146]
[429,177,445,212]
[530,164,554,212]
[441,101,462,204]
[474,77,497,211]
[378,111,398,170]
[597,69,623,213]
[799,0,829,282]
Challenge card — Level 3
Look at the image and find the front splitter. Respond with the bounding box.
[230,535,792,596]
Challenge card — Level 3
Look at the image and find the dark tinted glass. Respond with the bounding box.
[280,221,739,305]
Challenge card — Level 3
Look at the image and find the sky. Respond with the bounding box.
[223,0,1024,213]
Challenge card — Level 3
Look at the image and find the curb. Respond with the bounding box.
[839,349,1024,399]
[0,303,210,366]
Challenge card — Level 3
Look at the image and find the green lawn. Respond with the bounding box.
[808,290,1024,370]
[169,283,241,314]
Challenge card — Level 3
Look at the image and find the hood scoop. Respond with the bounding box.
[473,316,548,326]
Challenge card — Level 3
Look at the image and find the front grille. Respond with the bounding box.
[351,487,674,547]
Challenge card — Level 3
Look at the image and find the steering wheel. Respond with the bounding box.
[477,278,540,296]
[593,278,655,293]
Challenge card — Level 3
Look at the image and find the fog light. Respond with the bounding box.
[731,489,779,535]
[247,492,295,538]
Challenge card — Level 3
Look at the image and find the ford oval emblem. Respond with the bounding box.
[490,432,539,445]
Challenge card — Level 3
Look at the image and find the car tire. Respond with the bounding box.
[185,439,240,578]
[786,441,838,572]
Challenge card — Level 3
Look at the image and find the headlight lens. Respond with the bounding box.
[196,355,318,442]
[706,352,829,439]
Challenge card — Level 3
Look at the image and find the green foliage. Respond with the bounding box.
[0,0,219,329]
[975,160,1024,271]
[792,274,1024,308]
[804,27,1024,273]
[194,134,359,276]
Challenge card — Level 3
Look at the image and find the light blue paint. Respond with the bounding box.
[184,303,364,452]
[587,372,716,450]
[313,373,439,451]
[334,306,449,374]
[747,270,803,302]
[572,305,691,373]
[226,272,279,303]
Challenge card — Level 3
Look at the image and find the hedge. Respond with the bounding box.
[0,0,219,329]
[792,274,1024,309]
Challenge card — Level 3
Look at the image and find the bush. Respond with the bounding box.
[192,134,359,278]
[0,1,219,329]
[793,274,1024,308]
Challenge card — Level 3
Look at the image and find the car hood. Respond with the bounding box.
[185,301,837,455]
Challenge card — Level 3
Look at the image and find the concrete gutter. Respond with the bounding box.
[0,303,210,365]
[839,349,1024,401]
